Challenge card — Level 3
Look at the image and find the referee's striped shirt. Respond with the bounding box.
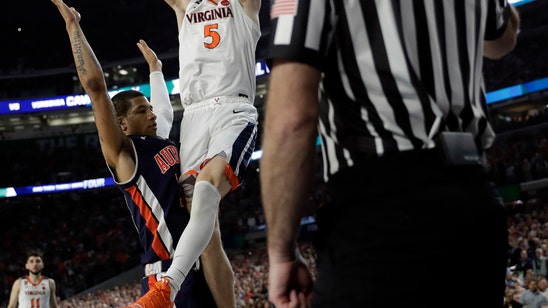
[267,0,512,180]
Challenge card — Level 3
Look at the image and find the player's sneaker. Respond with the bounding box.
[121,277,174,308]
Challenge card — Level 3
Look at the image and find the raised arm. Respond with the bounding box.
[137,39,173,139]
[163,0,189,32]
[51,0,133,174]
[239,0,261,25]
[484,4,520,59]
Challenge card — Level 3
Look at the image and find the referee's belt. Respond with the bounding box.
[349,132,481,166]
[145,258,201,276]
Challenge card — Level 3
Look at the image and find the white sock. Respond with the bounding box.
[165,181,220,301]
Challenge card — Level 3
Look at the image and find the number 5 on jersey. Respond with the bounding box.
[204,23,220,49]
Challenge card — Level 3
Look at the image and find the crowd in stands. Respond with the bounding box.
[485,124,548,186]
[0,190,141,304]
[0,183,315,308]
[52,242,317,308]
[0,152,318,307]
[504,198,548,307]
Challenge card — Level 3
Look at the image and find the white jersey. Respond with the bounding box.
[18,276,52,308]
[178,0,261,107]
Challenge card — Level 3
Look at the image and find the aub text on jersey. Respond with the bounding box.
[154,145,180,174]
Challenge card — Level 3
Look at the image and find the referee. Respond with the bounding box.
[260,1,520,307]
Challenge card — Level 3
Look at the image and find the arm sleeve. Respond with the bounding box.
[267,0,331,70]
[150,71,174,139]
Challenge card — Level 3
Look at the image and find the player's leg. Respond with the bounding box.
[182,156,235,308]
[200,215,236,308]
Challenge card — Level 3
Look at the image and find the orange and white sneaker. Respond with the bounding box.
[121,277,174,308]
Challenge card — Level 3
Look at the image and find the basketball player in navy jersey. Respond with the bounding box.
[51,0,216,306]
[8,250,58,308]
[125,0,261,307]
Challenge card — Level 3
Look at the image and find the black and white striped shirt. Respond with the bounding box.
[267,0,511,180]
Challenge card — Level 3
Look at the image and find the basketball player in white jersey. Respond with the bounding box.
[8,250,58,308]
[124,0,261,307]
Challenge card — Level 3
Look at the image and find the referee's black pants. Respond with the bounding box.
[312,149,507,307]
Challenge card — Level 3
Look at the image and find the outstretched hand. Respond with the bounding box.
[51,0,81,25]
[268,250,313,308]
[136,39,162,73]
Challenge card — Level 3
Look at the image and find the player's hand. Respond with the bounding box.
[136,39,162,73]
[51,0,81,25]
[268,250,313,308]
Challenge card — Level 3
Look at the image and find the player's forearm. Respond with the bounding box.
[65,22,122,155]
[164,0,186,32]
[261,62,319,261]
[150,71,173,138]
[261,152,304,253]
[66,25,108,98]
[261,138,316,262]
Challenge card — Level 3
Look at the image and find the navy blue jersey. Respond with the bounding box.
[109,135,189,265]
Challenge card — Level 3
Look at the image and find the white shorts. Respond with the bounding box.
[179,96,258,189]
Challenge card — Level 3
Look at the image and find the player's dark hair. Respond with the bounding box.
[111,90,146,117]
[26,249,44,261]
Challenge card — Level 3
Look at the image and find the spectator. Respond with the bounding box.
[520,279,548,308]
[504,288,524,308]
